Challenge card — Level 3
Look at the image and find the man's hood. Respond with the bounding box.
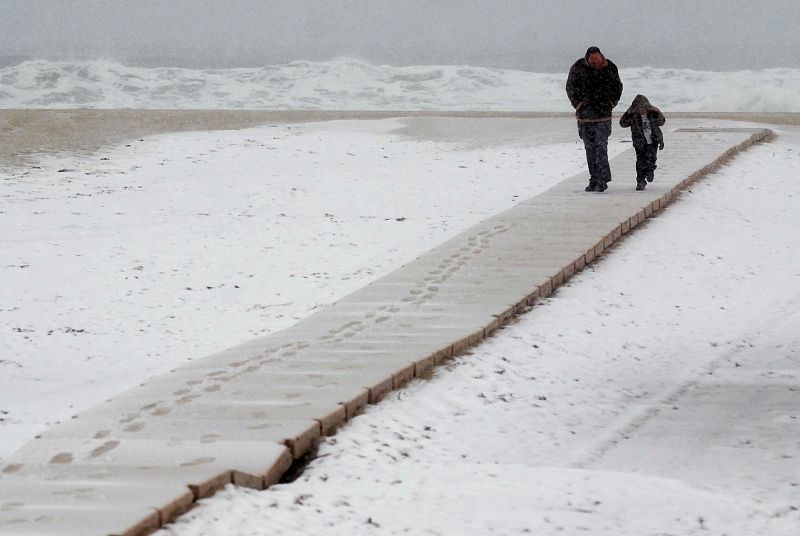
[584,46,608,68]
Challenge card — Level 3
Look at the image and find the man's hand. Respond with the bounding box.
[659,141,665,150]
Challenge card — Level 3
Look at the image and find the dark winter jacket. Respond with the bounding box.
[619,94,666,149]
[566,47,623,123]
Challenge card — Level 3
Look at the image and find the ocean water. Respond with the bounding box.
[0,58,797,112]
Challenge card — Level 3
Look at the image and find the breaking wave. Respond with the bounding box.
[0,58,798,112]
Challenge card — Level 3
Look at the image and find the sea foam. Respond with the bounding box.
[0,58,797,112]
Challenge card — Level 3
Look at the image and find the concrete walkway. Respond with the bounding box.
[0,125,771,536]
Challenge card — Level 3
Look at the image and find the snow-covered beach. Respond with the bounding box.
[1,60,798,535]
[1,116,608,458]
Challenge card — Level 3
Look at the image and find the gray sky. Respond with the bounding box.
[1,0,798,70]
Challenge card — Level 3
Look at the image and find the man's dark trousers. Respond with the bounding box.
[578,120,612,188]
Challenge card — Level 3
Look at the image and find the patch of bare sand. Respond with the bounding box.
[0,110,391,166]
[1,110,797,167]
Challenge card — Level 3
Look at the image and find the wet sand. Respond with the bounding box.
[1,109,797,166]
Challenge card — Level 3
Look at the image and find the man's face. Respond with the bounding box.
[587,52,604,69]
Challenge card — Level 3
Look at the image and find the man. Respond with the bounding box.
[566,46,623,192]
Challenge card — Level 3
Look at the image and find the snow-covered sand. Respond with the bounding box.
[2,112,798,534]
[150,125,799,535]
[1,117,612,458]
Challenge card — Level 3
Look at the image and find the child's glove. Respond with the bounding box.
[659,141,665,150]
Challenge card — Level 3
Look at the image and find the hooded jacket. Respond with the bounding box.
[619,94,666,149]
[566,47,623,123]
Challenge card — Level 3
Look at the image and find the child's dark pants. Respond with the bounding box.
[635,143,659,181]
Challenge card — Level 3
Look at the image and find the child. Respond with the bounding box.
[619,94,666,190]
